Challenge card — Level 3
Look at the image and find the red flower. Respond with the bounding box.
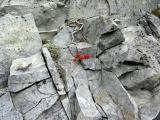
[73,52,92,63]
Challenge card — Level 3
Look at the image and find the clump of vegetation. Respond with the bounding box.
[152,6,160,17]
[43,43,60,60]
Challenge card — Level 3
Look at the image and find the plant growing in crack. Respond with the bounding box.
[43,39,60,60]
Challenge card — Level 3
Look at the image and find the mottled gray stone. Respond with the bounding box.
[69,42,98,58]
[8,52,50,92]
[81,58,101,70]
[0,13,42,88]
[36,101,68,120]
[112,64,146,78]
[0,1,69,31]
[0,88,23,120]
[144,13,160,38]
[98,30,125,51]
[52,26,73,48]
[61,96,72,120]
[122,26,160,71]
[119,68,160,90]
[93,87,123,120]
[12,78,59,120]
[86,71,101,94]
[42,47,66,95]
[76,85,102,120]
[101,70,139,120]
[69,0,109,19]
[129,85,160,120]
[76,16,118,44]
[57,48,77,92]
[71,65,88,87]
[99,44,128,68]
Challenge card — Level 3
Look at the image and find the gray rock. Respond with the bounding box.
[8,52,50,92]
[112,64,146,78]
[144,13,160,38]
[0,1,69,31]
[0,88,23,120]
[98,30,125,52]
[52,26,73,48]
[61,96,72,120]
[122,26,160,71]
[76,16,118,44]
[86,71,101,94]
[39,29,58,44]
[81,58,101,70]
[68,0,109,19]
[71,65,88,87]
[12,78,59,120]
[76,85,102,120]
[93,87,123,120]
[36,101,68,120]
[69,42,98,58]
[101,70,139,120]
[42,47,66,95]
[129,85,160,120]
[0,13,42,88]
[57,48,76,92]
[99,44,128,68]
[119,68,160,90]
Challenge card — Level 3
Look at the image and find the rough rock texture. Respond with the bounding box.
[1,0,160,120]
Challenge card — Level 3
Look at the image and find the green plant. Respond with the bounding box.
[43,43,60,60]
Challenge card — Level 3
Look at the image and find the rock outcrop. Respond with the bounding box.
[0,0,160,120]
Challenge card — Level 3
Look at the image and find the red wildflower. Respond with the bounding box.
[73,52,92,63]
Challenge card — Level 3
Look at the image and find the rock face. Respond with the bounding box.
[1,0,160,120]
[0,13,42,89]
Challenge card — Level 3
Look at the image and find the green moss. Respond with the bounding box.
[152,8,160,17]
[43,43,60,60]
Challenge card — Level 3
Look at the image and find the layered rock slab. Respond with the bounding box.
[12,78,59,120]
[8,52,50,92]
[0,88,23,120]
[0,13,42,88]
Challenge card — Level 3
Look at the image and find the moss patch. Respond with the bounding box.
[43,43,60,60]
[152,8,160,17]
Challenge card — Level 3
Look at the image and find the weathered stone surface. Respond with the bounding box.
[144,13,160,38]
[123,26,160,70]
[81,58,101,70]
[86,71,101,94]
[0,88,23,120]
[36,101,68,120]
[57,48,79,92]
[69,0,109,19]
[42,47,66,95]
[99,44,128,68]
[129,85,160,120]
[0,1,69,31]
[52,26,73,48]
[8,52,50,92]
[12,78,59,120]
[0,0,160,120]
[93,87,123,120]
[119,68,160,90]
[0,13,42,88]
[112,64,146,78]
[98,30,125,51]
[76,85,102,120]
[61,96,72,120]
[101,70,139,120]
[75,16,118,44]
[71,65,88,87]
